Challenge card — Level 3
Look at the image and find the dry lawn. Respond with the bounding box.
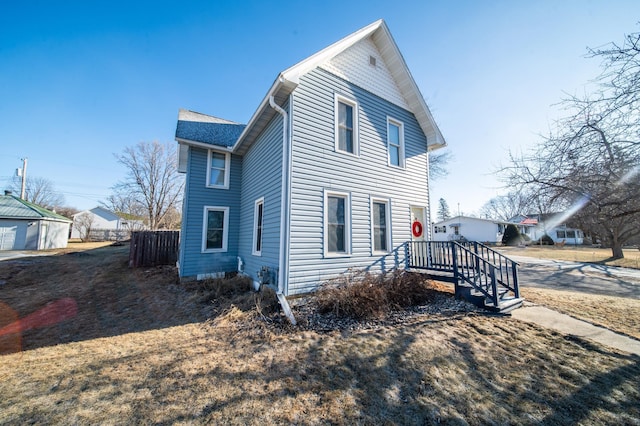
[0,243,639,424]
[500,245,640,269]
[523,287,640,340]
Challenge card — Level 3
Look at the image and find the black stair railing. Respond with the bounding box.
[406,240,520,305]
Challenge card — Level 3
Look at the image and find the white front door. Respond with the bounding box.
[410,206,427,241]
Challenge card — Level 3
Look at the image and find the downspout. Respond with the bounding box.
[269,95,296,325]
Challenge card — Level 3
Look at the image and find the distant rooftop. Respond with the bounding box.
[0,194,71,222]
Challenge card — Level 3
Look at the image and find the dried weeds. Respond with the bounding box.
[313,270,449,320]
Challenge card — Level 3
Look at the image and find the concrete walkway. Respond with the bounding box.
[512,303,640,356]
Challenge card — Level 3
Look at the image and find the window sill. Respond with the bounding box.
[335,149,360,158]
[324,253,352,258]
[387,163,406,170]
[206,184,230,190]
[202,248,228,254]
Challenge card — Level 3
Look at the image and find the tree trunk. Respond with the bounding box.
[611,242,624,259]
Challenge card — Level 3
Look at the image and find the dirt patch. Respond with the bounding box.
[0,243,205,353]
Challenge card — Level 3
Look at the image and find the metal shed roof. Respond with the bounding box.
[0,195,72,222]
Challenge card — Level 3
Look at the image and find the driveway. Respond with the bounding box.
[0,251,38,262]
[511,255,640,299]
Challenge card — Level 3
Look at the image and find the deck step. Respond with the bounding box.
[484,297,525,314]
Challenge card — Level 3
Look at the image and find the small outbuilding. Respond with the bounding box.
[70,206,145,241]
[431,215,511,243]
[0,191,71,250]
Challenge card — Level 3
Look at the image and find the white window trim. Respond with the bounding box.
[252,197,264,256]
[324,189,352,257]
[201,206,229,253]
[334,93,359,156]
[206,150,231,189]
[387,117,405,168]
[370,196,392,254]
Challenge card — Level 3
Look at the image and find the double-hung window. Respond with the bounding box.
[371,198,391,253]
[387,118,405,168]
[207,150,230,189]
[334,94,359,155]
[202,206,229,253]
[325,191,351,255]
[253,197,264,256]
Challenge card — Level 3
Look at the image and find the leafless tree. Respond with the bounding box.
[157,205,182,230]
[100,192,146,219]
[10,176,65,209]
[479,190,541,221]
[74,212,95,242]
[436,198,451,221]
[113,141,184,230]
[54,206,79,220]
[429,150,452,181]
[504,29,640,258]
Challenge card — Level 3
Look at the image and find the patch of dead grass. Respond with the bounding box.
[1,314,638,424]
[523,287,640,340]
[500,246,640,269]
[1,246,639,424]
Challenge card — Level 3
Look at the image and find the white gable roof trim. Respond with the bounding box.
[232,19,446,154]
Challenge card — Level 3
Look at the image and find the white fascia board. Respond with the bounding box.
[177,143,189,173]
[231,76,284,151]
[280,19,383,84]
[374,22,447,150]
[175,137,234,152]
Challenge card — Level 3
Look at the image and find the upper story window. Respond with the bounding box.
[207,150,230,189]
[334,94,359,155]
[387,118,405,168]
[202,206,229,253]
[324,190,351,256]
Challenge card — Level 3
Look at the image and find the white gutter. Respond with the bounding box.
[269,95,296,325]
[232,75,287,152]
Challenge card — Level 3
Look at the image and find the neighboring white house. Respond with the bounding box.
[0,191,71,250]
[71,207,145,240]
[431,216,510,243]
[510,214,584,245]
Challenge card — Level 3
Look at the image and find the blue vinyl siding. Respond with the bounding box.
[179,147,242,277]
[287,68,429,294]
[238,110,284,284]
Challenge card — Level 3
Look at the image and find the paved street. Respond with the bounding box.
[511,255,640,299]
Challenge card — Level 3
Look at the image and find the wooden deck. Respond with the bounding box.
[407,241,523,313]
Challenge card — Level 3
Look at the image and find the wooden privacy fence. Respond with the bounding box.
[129,231,180,268]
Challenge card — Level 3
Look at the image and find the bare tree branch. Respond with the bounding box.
[502,28,640,258]
[112,141,184,230]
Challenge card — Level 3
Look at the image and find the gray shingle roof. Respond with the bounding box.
[175,109,246,147]
[0,195,71,222]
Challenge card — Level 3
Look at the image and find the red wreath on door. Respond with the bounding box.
[412,220,423,238]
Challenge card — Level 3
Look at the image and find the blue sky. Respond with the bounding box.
[1,1,638,219]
